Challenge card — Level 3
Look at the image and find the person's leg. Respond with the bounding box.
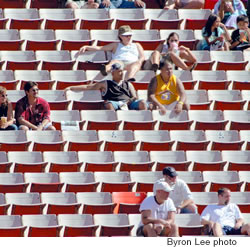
[18,125,29,131]
[248,0,250,27]
[65,0,80,9]
[161,223,179,237]
[151,51,161,71]
[179,49,197,64]
[5,124,18,130]
[212,222,224,237]
[119,0,145,8]
[124,61,142,80]
[46,125,56,131]
[143,223,158,237]
[99,0,121,8]
[104,100,120,110]
[129,99,148,110]
[180,204,198,214]
[169,51,194,71]
[179,0,204,9]
[241,223,250,235]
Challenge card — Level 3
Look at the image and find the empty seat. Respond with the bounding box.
[81,110,121,131]
[230,192,250,213]
[0,29,23,51]
[90,30,119,46]
[114,151,153,172]
[210,51,248,71]
[41,192,80,215]
[29,0,61,8]
[170,130,209,151]
[94,214,133,237]
[76,192,115,214]
[0,193,9,215]
[134,130,174,152]
[0,70,17,90]
[224,110,250,131]
[62,130,102,152]
[188,110,228,130]
[117,110,156,131]
[98,130,138,152]
[0,151,11,173]
[208,90,246,111]
[175,214,204,236]
[5,192,45,215]
[0,8,7,29]
[8,151,46,173]
[4,8,42,30]
[24,172,63,193]
[0,130,30,152]
[75,9,113,30]
[36,50,75,71]
[186,90,211,110]
[66,90,104,110]
[0,173,28,194]
[130,171,162,192]
[206,130,244,151]
[152,110,193,130]
[0,0,25,8]
[43,151,82,173]
[227,71,250,90]
[128,213,141,236]
[26,130,66,152]
[222,151,250,171]
[238,171,250,191]
[60,172,99,193]
[0,51,39,70]
[95,172,134,192]
[203,171,243,192]
[15,70,53,90]
[58,214,98,237]
[240,130,250,150]
[39,9,77,30]
[129,70,155,90]
[22,214,61,237]
[56,30,93,51]
[110,9,148,29]
[144,9,182,30]
[0,215,25,237]
[112,192,147,214]
[150,151,191,171]
[7,90,25,108]
[192,192,217,214]
[186,151,226,171]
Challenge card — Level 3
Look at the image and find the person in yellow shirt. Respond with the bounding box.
[147,58,189,115]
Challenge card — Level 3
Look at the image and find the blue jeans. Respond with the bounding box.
[107,99,144,110]
[0,124,18,131]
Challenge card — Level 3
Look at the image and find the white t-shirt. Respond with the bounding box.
[139,195,176,226]
[201,203,243,228]
[153,178,193,208]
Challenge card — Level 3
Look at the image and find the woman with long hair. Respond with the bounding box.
[150,32,197,72]
[0,86,17,130]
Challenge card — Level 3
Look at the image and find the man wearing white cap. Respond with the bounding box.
[136,181,179,237]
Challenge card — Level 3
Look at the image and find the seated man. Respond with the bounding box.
[137,180,179,237]
[201,187,250,236]
[15,81,56,131]
[65,63,147,110]
[99,0,145,9]
[147,58,189,115]
[153,167,197,214]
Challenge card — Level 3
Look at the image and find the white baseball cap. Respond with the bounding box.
[154,181,172,192]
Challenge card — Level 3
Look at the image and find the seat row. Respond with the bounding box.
[1,130,250,152]
[0,8,214,30]
[1,150,250,172]
[0,171,249,192]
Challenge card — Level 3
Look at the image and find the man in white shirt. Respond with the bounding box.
[153,166,197,214]
[136,180,179,237]
[201,188,250,236]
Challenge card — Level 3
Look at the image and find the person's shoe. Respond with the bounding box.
[152,63,159,72]
[100,64,107,76]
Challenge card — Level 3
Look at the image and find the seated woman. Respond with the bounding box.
[0,86,18,131]
[78,25,144,81]
[214,0,247,29]
[150,32,197,72]
[164,0,204,9]
[200,14,231,51]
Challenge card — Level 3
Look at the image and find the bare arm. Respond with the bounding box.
[176,77,186,103]
[141,210,170,226]
[6,102,15,126]
[65,81,106,92]
[136,42,145,66]
[166,211,175,225]
[235,218,244,229]
[128,82,138,100]
[18,118,38,130]
[79,42,117,53]
[219,1,225,20]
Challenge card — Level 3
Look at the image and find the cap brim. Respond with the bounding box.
[120,32,133,36]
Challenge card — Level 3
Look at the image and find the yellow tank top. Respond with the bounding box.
[155,74,179,105]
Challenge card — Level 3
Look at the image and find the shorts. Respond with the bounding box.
[222,225,242,235]
[107,99,144,110]
[19,122,53,130]
[136,225,146,237]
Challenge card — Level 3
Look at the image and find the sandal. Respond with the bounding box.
[100,64,107,76]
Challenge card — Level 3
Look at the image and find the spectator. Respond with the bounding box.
[65,0,100,9]
[65,63,147,110]
[78,25,144,81]
[248,0,250,26]
[230,15,250,50]
[99,0,145,9]
[15,81,56,131]
[164,0,204,9]
[147,59,189,115]
[150,32,197,72]
[201,188,250,236]
[214,0,247,29]
[0,86,17,131]
[136,180,179,237]
[199,14,231,51]
[153,167,197,214]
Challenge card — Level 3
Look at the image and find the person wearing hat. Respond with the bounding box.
[78,25,145,81]
[147,59,189,115]
[99,0,145,9]
[153,166,197,214]
[64,63,147,110]
[136,181,179,237]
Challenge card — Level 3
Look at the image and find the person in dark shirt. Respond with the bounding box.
[15,81,56,131]
[230,15,250,50]
[65,63,147,110]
